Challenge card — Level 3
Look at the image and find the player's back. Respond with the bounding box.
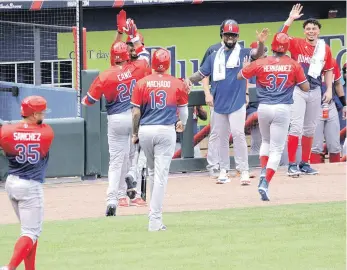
[254,55,306,105]
[99,59,150,115]
[0,122,54,183]
[133,73,188,125]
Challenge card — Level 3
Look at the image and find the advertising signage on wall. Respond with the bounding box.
[58,18,346,81]
[0,0,203,9]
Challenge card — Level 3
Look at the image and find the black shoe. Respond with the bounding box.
[125,175,137,200]
[106,204,116,217]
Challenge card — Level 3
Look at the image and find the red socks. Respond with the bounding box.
[265,168,275,183]
[310,153,324,164]
[260,156,269,168]
[329,153,341,163]
[301,136,313,163]
[24,240,38,270]
[287,135,299,163]
[8,236,34,270]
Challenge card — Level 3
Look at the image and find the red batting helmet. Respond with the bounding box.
[152,48,170,72]
[271,33,290,53]
[111,41,130,63]
[126,32,144,45]
[222,19,239,35]
[21,96,48,117]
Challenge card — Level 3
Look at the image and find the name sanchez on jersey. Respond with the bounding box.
[146,80,171,88]
[263,65,292,72]
[117,70,133,81]
[13,132,41,141]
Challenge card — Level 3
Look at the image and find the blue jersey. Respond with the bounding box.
[199,47,251,114]
[201,42,223,67]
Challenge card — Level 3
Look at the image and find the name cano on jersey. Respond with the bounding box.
[117,69,133,81]
[146,81,171,88]
[13,132,41,141]
[263,65,292,72]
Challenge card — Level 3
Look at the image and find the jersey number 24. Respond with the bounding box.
[15,143,40,164]
[117,79,137,102]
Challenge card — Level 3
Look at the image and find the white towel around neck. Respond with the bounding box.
[308,39,326,79]
[213,43,241,81]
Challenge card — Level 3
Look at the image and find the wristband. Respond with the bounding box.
[131,36,140,43]
[339,96,346,106]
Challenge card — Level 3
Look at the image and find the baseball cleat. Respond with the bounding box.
[125,175,137,199]
[287,163,301,177]
[118,198,129,207]
[216,169,230,184]
[240,170,251,185]
[148,224,167,232]
[258,177,270,201]
[299,162,319,175]
[208,168,220,178]
[130,198,147,207]
[105,204,116,217]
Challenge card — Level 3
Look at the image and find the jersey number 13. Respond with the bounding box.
[150,90,167,109]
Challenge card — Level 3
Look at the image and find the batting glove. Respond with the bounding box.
[117,9,127,33]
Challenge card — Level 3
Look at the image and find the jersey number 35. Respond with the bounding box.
[15,143,41,164]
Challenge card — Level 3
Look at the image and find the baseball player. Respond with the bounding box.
[238,33,309,201]
[111,10,150,66]
[131,48,189,231]
[186,19,269,185]
[81,41,151,217]
[201,20,230,178]
[0,96,54,270]
[111,15,151,207]
[279,4,334,176]
[311,58,346,163]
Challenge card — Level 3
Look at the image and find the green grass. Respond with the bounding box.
[0,202,345,270]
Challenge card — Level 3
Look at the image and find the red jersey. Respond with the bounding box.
[241,55,307,105]
[0,122,54,183]
[83,60,151,115]
[280,25,333,88]
[131,73,189,125]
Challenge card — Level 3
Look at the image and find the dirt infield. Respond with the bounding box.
[0,163,345,225]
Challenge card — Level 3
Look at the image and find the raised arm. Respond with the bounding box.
[251,28,269,60]
[279,4,304,33]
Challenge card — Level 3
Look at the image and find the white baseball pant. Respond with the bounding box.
[212,104,249,172]
[289,87,321,138]
[106,109,132,206]
[249,120,289,166]
[5,175,44,243]
[206,107,221,170]
[258,104,291,171]
[312,102,341,154]
[139,125,176,231]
